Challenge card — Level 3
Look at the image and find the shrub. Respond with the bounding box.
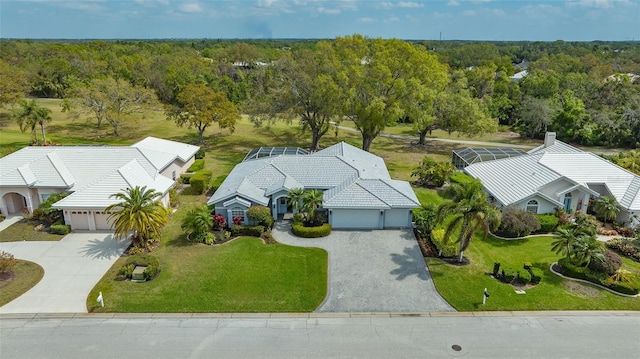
[189,174,206,194]
[246,205,274,229]
[187,159,205,172]
[231,225,264,237]
[50,224,71,235]
[517,270,531,285]
[606,238,640,262]
[118,263,135,279]
[204,232,216,245]
[493,262,501,276]
[0,251,17,273]
[588,250,622,275]
[537,214,559,233]
[196,169,213,181]
[123,254,160,280]
[558,257,639,295]
[180,173,193,184]
[501,268,516,283]
[413,203,437,234]
[169,188,179,207]
[529,267,543,283]
[33,192,68,224]
[411,157,455,188]
[497,206,540,238]
[232,216,244,225]
[213,214,227,230]
[607,281,640,295]
[430,228,457,257]
[617,227,635,238]
[449,172,475,185]
[291,222,332,238]
[292,213,304,224]
[195,148,205,159]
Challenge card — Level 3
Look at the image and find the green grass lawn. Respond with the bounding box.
[0,219,65,242]
[87,193,328,313]
[0,260,44,307]
[427,235,640,311]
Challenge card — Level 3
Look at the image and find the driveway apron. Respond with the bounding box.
[272,222,454,312]
[0,233,129,314]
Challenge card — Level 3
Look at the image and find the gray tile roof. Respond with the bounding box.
[208,142,418,210]
[132,137,199,163]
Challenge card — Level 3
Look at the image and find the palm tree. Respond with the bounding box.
[572,236,604,268]
[594,196,619,223]
[105,186,169,249]
[619,149,640,175]
[436,179,501,263]
[181,205,213,242]
[302,189,324,225]
[551,226,581,259]
[12,99,52,145]
[286,188,305,214]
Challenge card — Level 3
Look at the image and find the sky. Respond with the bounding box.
[1,0,638,41]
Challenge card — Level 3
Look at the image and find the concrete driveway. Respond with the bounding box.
[272,222,454,312]
[0,233,129,314]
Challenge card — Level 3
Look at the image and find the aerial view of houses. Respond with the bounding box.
[1,7,640,354]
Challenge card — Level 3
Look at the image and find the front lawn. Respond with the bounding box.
[427,235,640,311]
[0,219,65,242]
[0,260,44,306]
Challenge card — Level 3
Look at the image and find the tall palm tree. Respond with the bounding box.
[436,179,501,263]
[286,188,305,214]
[105,186,169,249]
[13,99,52,145]
[302,189,324,224]
[181,205,213,242]
[594,196,620,223]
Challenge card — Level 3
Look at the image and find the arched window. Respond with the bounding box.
[231,207,244,223]
[526,200,538,213]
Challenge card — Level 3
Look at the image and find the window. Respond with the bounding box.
[231,207,244,221]
[40,193,50,202]
[526,200,538,213]
[172,171,176,180]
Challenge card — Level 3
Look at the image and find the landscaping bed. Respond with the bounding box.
[0,219,66,242]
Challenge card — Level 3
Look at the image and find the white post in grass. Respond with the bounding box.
[483,288,489,305]
[97,292,104,308]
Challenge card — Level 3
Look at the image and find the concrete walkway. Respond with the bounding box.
[272,221,454,313]
[0,233,129,314]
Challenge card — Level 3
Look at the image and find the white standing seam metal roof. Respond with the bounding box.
[0,137,199,209]
[208,142,419,210]
[131,137,199,163]
[464,139,640,211]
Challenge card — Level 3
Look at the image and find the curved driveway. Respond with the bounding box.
[0,233,129,314]
[272,222,454,312]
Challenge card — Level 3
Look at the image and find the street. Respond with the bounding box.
[1,312,638,358]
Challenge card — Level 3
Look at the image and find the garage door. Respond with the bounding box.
[94,211,113,230]
[384,209,410,228]
[70,211,90,230]
[331,209,380,229]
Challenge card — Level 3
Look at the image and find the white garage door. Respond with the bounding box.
[331,209,380,229]
[70,211,90,230]
[384,209,410,228]
[94,211,113,230]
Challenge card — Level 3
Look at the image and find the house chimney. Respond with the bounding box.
[544,132,556,148]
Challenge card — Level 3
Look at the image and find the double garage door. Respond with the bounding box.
[331,209,410,229]
[69,211,113,231]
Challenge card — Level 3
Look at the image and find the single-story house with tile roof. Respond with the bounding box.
[464,132,640,227]
[207,142,420,229]
[0,137,199,231]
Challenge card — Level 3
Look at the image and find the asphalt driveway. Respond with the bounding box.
[272,222,454,312]
[0,233,129,314]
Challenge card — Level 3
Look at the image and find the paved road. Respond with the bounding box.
[0,233,129,314]
[273,223,454,312]
[1,312,638,358]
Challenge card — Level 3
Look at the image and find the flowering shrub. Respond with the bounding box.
[213,214,227,229]
[233,216,243,225]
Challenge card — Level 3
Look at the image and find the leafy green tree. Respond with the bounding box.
[594,196,620,223]
[0,60,27,106]
[436,179,501,263]
[551,90,590,143]
[333,35,448,151]
[65,77,158,136]
[618,150,640,175]
[12,99,52,144]
[517,96,553,139]
[413,203,437,235]
[105,186,169,250]
[411,157,455,188]
[181,205,213,242]
[167,83,239,143]
[246,205,274,229]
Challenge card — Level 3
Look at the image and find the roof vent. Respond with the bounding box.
[544,132,556,148]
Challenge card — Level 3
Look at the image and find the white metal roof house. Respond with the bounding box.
[207,142,420,229]
[0,137,199,231]
[464,133,640,227]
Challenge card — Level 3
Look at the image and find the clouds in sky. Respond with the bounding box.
[1,0,638,40]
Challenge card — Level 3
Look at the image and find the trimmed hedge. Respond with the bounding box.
[195,148,205,160]
[291,222,332,238]
[189,175,206,194]
[122,254,161,280]
[537,214,559,233]
[187,159,205,172]
[180,173,193,184]
[50,224,71,235]
[231,225,265,237]
[558,257,640,295]
[247,205,274,229]
[530,267,543,284]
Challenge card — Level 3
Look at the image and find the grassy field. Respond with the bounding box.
[427,235,640,311]
[0,260,44,307]
[87,192,328,313]
[0,219,65,242]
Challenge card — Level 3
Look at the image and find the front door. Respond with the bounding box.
[563,193,572,212]
[278,197,288,214]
